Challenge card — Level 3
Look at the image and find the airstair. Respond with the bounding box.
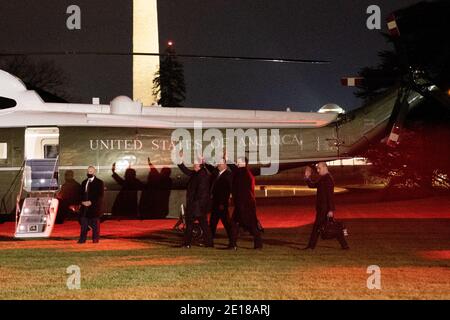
[14,157,59,238]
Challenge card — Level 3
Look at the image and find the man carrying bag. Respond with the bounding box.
[303,162,349,250]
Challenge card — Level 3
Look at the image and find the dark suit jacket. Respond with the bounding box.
[305,173,335,214]
[229,165,258,227]
[178,163,211,217]
[205,164,232,210]
[80,177,105,218]
[59,179,82,205]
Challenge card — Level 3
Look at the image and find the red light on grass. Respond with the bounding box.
[419,250,450,261]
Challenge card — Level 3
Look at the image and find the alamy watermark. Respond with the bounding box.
[366,265,382,290]
[66,265,81,290]
[66,5,81,30]
[366,5,381,30]
[170,122,280,176]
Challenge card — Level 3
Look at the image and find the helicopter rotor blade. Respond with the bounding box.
[0,51,330,64]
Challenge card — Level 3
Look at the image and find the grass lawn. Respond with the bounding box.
[0,192,449,300]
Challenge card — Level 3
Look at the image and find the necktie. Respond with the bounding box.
[85,179,91,200]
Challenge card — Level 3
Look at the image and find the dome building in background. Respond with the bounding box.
[318,103,346,114]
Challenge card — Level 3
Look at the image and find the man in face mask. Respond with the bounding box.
[78,166,104,243]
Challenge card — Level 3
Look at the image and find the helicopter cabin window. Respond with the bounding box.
[24,127,59,160]
[0,96,17,109]
[44,144,59,159]
[0,142,7,159]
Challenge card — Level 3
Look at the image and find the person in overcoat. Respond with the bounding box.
[304,162,349,250]
[177,150,213,248]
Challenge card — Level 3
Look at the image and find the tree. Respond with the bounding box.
[152,44,186,107]
[0,56,70,102]
[356,1,450,191]
[355,45,402,102]
[355,1,450,103]
[363,100,450,191]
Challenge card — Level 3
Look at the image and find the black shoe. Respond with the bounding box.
[342,246,350,250]
[254,246,263,250]
[227,245,238,251]
[77,241,85,244]
[182,244,191,249]
[301,246,314,250]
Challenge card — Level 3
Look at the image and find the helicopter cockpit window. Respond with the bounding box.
[0,96,17,109]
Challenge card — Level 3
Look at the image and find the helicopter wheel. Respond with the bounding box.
[192,223,203,240]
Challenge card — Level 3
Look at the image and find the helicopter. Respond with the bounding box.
[0,4,447,238]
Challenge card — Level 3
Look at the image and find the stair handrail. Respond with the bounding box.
[50,155,60,191]
[15,159,26,229]
[0,160,25,215]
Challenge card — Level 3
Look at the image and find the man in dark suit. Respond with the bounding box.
[304,162,349,250]
[205,158,233,248]
[78,166,104,244]
[56,170,81,224]
[178,150,213,248]
[229,157,262,250]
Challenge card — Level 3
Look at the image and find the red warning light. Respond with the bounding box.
[168,41,173,46]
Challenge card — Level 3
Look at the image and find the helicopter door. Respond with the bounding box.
[15,128,60,238]
[24,127,60,191]
[25,127,59,160]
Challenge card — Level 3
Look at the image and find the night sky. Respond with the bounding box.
[1,0,420,112]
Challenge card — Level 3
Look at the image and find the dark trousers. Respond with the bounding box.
[231,220,262,249]
[183,215,213,247]
[55,199,70,224]
[307,210,348,249]
[209,206,233,244]
[79,217,100,243]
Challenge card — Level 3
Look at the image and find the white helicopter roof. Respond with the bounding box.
[0,69,337,129]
